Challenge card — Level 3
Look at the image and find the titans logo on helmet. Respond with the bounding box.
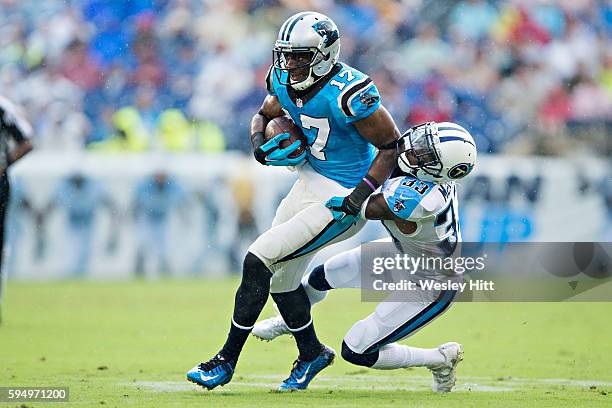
[312,21,339,47]
[447,163,474,179]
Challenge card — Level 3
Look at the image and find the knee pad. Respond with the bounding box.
[341,341,378,368]
[343,317,381,354]
[322,246,362,289]
[243,252,260,269]
[242,252,272,281]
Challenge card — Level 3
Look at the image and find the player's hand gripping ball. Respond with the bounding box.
[255,116,307,166]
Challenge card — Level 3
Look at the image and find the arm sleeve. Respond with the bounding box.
[338,78,381,124]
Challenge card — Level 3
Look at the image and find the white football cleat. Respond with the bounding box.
[252,315,291,341]
[429,342,463,393]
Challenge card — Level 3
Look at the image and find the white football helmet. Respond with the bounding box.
[397,122,477,184]
[273,11,340,91]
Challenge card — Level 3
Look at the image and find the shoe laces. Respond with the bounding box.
[287,358,308,380]
[198,354,228,372]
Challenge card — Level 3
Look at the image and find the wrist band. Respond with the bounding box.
[362,177,376,191]
[348,175,381,208]
[250,131,265,150]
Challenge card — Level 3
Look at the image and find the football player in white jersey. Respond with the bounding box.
[253,121,477,392]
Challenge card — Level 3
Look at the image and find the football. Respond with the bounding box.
[264,116,307,159]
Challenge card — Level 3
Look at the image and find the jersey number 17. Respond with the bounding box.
[300,69,356,161]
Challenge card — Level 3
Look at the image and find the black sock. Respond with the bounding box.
[292,323,324,361]
[308,264,333,291]
[272,285,323,361]
[220,252,272,362]
[220,322,250,365]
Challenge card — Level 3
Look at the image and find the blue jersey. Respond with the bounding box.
[267,62,380,188]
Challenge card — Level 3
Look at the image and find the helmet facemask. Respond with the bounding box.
[273,43,325,91]
[398,122,444,180]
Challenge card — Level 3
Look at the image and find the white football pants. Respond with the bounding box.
[249,163,366,293]
[318,240,457,354]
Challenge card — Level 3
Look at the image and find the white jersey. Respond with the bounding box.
[377,175,460,258]
[322,174,462,353]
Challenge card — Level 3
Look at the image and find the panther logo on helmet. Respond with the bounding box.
[312,20,339,47]
[273,12,341,91]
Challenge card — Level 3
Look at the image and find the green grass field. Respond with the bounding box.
[1,279,612,407]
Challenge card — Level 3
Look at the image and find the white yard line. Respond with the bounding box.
[128,375,612,394]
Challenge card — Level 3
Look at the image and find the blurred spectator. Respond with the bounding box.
[538,83,572,131]
[133,84,162,143]
[5,176,35,276]
[405,76,454,125]
[450,0,499,41]
[157,109,192,151]
[61,40,103,91]
[602,52,612,95]
[229,170,258,270]
[38,101,92,150]
[90,106,148,151]
[493,63,554,130]
[570,69,612,122]
[195,119,226,152]
[445,45,499,95]
[191,175,239,274]
[398,23,450,80]
[42,173,117,276]
[131,12,166,87]
[157,109,226,152]
[132,171,186,277]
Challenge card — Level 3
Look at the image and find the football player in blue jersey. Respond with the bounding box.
[253,122,477,392]
[187,12,401,391]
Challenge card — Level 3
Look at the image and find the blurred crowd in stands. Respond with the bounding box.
[0,0,610,156]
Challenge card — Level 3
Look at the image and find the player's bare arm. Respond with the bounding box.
[326,104,400,221]
[353,105,401,184]
[249,95,284,150]
[364,193,417,235]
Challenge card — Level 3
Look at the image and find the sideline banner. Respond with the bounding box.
[5,152,610,280]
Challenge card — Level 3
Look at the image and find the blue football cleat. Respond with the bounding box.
[186,354,235,390]
[278,345,336,391]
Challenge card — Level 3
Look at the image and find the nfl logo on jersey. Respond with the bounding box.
[296,98,303,108]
